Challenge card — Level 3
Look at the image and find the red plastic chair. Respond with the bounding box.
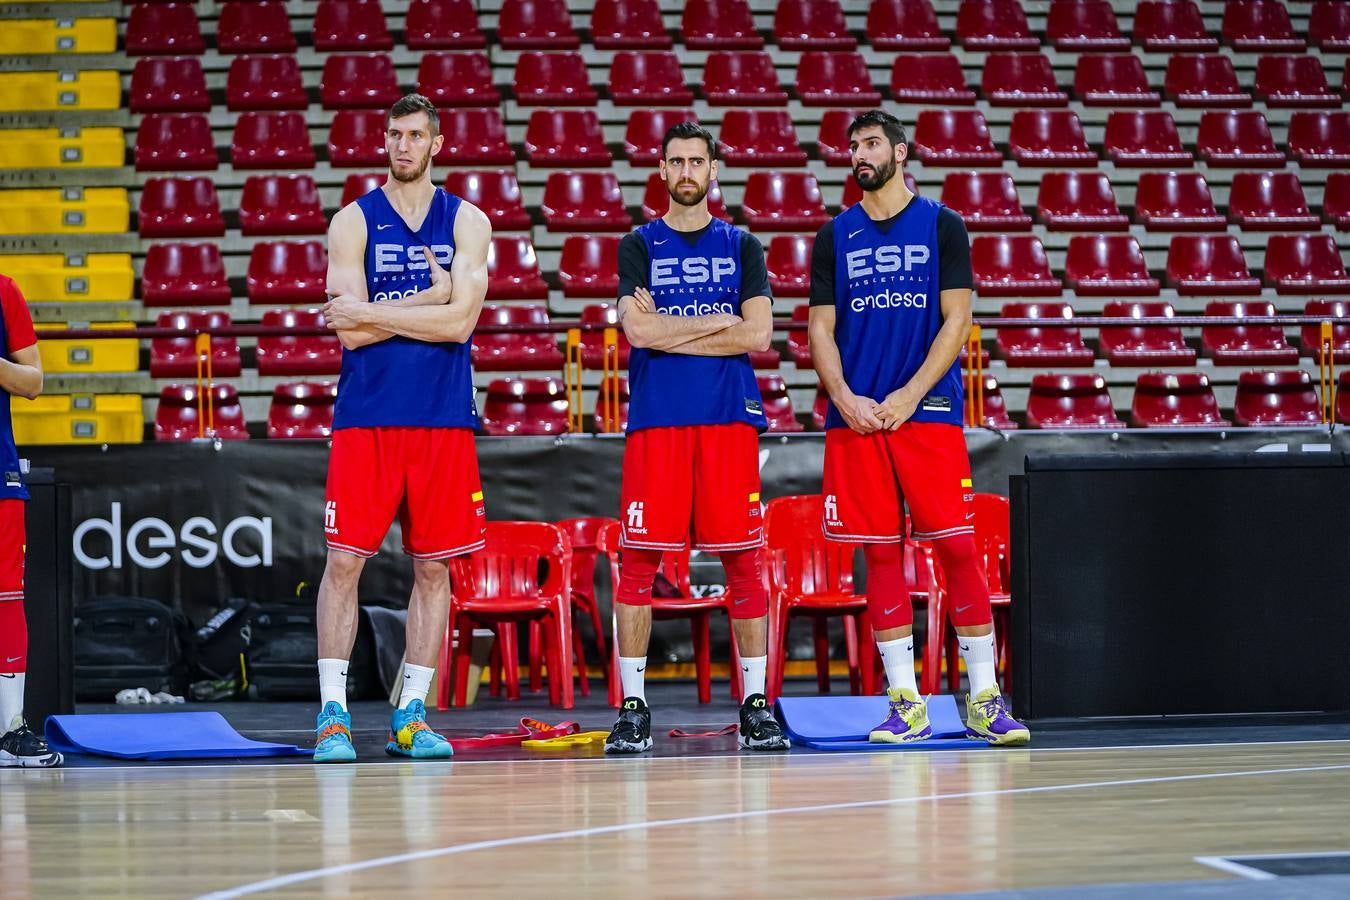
[1104,110,1191,167]
[624,109,697,164]
[217,2,295,54]
[256,309,343,376]
[1266,236,1350,295]
[472,304,564,371]
[1134,0,1218,52]
[543,172,630,233]
[1037,172,1127,232]
[1025,374,1124,429]
[139,176,224,238]
[240,175,326,237]
[1311,0,1350,51]
[966,374,1018,430]
[971,235,1063,297]
[134,114,216,172]
[1287,112,1350,168]
[682,0,763,49]
[1099,301,1196,367]
[435,110,517,166]
[816,108,868,166]
[1165,54,1253,107]
[1255,55,1340,108]
[941,172,1032,232]
[996,302,1094,367]
[1132,372,1229,427]
[592,0,671,49]
[767,238,813,300]
[797,52,880,107]
[609,51,693,106]
[326,110,385,168]
[559,236,621,299]
[233,111,314,170]
[313,0,392,51]
[150,310,240,378]
[579,304,631,369]
[1009,110,1096,167]
[341,173,385,208]
[1135,172,1225,232]
[126,3,204,55]
[868,0,949,50]
[1223,0,1303,51]
[480,377,571,435]
[155,385,249,441]
[1228,172,1319,231]
[1197,111,1284,168]
[141,242,231,307]
[776,0,854,48]
[1327,173,1350,231]
[1233,370,1321,427]
[641,173,733,222]
[513,52,597,106]
[785,304,812,369]
[1168,235,1262,295]
[982,53,1069,107]
[486,236,549,300]
[912,109,1001,166]
[1202,300,1299,365]
[405,0,486,49]
[891,54,976,105]
[557,517,617,673]
[267,382,337,440]
[1074,54,1160,107]
[1300,301,1350,364]
[227,55,307,112]
[719,110,806,166]
[444,171,531,231]
[416,52,500,107]
[498,0,580,49]
[703,51,788,105]
[956,0,1038,49]
[525,110,612,167]
[1049,0,1129,50]
[741,172,830,231]
[1064,235,1159,297]
[130,57,209,113]
[758,375,802,432]
[247,241,329,306]
[320,54,400,110]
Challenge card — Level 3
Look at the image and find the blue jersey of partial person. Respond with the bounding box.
[627,218,767,434]
[0,309,26,501]
[333,187,479,431]
[826,195,964,429]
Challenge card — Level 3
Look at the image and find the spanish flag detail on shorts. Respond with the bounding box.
[471,491,484,502]
[960,478,973,488]
[748,492,760,502]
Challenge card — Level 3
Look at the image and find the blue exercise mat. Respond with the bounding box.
[776,694,989,752]
[45,712,312,760]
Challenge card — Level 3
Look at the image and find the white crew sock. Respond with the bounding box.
[318,658,349,709]
[739,655,767,698]
[399,663,435,709]
[0,672,25,731]
[958,631,998,696]
[618,656,647,703]
[877,636,917,695]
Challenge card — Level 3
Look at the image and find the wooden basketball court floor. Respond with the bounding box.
[5,690,1350,899]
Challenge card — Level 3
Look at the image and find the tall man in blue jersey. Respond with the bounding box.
[315,94,492,761]
[809,110,1029,745]
[606,122,788,753]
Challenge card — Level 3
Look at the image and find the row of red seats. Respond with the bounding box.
[124,0,1350,57]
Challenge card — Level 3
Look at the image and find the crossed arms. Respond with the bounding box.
[618,287,772,356]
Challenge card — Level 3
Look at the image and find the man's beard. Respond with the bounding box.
[390,151,432,184]
[853,157,897,192]
[667,179,708,207]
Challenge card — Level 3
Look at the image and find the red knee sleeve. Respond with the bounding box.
[721,548,767,619]
[934,534,993,627]
[864,542,911,630]
[615,546,662,607]
[0,598,26,674]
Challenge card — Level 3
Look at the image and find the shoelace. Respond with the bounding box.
[976,694,1008,720]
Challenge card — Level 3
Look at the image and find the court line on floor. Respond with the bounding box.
[1194,850,1350,881]
[196,761,1350,899]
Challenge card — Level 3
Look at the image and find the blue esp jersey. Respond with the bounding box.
[618,217,770,433]
[333,187,479,430]
[0,275,36,501]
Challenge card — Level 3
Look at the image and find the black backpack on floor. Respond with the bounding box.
[73,595,189,701]
[245,601,381,701]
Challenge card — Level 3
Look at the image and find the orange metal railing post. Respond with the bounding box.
[1320,320,1335,425]
[602,326,619,433]
[565,327,583,433]
[965,323,984,427]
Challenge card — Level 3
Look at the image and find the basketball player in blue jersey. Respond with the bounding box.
[809,110,1029,745]
[311,94,492,762]
[605,122,788,754]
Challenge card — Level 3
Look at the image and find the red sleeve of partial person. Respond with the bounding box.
[0,276,37,354]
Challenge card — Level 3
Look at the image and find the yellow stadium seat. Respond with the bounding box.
[0,19,117,54]
[0,188,129,235]
[34,323,139,374]
[1,253,134,302]
[0,127,124,169]
[11,394,144,445]
[0,71,120,112]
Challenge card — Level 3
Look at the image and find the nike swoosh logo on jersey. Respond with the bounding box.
[377,223,394,230]
[654,239,668,245]
[848,229,864,239]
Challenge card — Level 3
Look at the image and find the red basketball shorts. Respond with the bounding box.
[620,423,763,552]
[822,422,975,543]
[325,427,486,560]
[0,499,23,602]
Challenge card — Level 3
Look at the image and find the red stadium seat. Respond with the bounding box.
[1228,172,1319,231]
[593,375,630,431]
[786,304,812,368]
[741,172,829,232]
[1135,172,1225,232]
[982,53,1068,107]
[868,0,949,49]
[1036,171,1128,231]
[1255,55,1340,107]
[141,243,231,307]
[434,110,517,166]
[703,52,788,105]
[1167,235,1262,294]
[126,3,203,56]
[150,311,241,379]
[559,235,621,298]
[134,114,216,172]
[592,0,671,49]
[956,0,1038,49]
[1300,300,1350,363]
[341,172,386,207]
[239,175,326,236]
[624,109,697,164]
[1063,235,1160,296]
[1202,300,1298,365]
[1025,374,1123,429]
[1133,1,1217,52]
[1131,372,1228,427]
[1222,0,1303,51]
[775,0,855,49]
[816,108,868,166]
[1073,54,1160,107]
[609,51,693,106]
[156,385,249,442]
[1164,54,1251,107]
[1287,112,1350,168]
[417,52,500,107]
[1233,370,1321,427]
[1100,301,1197,367]
[811,383,829,429]
[226,55,307,111]
[313,0,392,51]
[1310,0,1350,51]
[473,304,565,371]
[542,172,630,233]
[1265,235,1350,294]
[444,171,531,231]
[1197,111,1284,168]
[486,236,550,300]
[767,237,813,299]
[797,52,881,107]
[1009,110,1095,166]
[940,172,1032,232]
[525,110,611,167]
[1103,110,1191,167]
[139,176,224,238]
[232,111,314,170]
[720,110,806,166]
[513,52,597,106]
[1048,0,1129,50]
[758,375,803,432]
[327,109,386,168]
[405,0,486,49]
[1342,372,1350,425]
[247,241,328,306]
[891,54,976,105]
[217,2,295,54]
[480,377,571,435]
[971,236,1062,297]
[130,57,209,113]
[641,173,732,222]
[1325,173,1350,231]
[967,374,1017,430]
[256,309,342,375]
[996,302,1094,367]
[682,0,763,49]
[267,382,337,440]
[498,0,580,49]
[579,305,630,369]
[912,109,1000,165]
[320,54,400,110]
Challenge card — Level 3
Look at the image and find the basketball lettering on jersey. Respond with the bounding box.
[333,188,479,430]
[0,284,28,502]
[826,195,963,429]
[627,218,767,433]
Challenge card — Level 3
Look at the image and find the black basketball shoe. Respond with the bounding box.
[604,697,653,754]
[738,694,789,751]
[0,718,64,768]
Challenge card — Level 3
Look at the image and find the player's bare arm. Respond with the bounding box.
[809,304,883,434]
[0,344,42,400]
[662,293,771,356]
[618,288,741,351]
[876,287,972,430]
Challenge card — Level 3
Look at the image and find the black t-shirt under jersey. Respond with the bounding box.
[618,223,771,303]
[809,205,973,307]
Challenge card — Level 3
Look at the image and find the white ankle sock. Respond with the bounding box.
[739,655,767,698]
[0,672,25,731]
[877,636,917,695]
[958,631,998,696]
[318,658,349,709]
[618,656,647,702]
[399,663,435,709]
